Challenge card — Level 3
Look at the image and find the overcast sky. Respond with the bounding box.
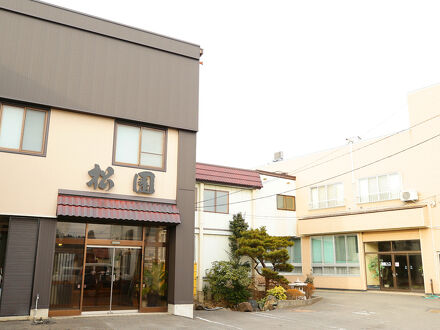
[45,0,440,169]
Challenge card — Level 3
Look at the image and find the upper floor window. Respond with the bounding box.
[310,183,344,209]
[204,189,228,214]
[277,194,296,211]
[114,123,166,170]
[0,103,48,155]
[358,173,401,203]
[311,235,359,276]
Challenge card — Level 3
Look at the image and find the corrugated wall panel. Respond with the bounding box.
[0,217,38,316]
[0,8,199,131]
[31,219,57,310]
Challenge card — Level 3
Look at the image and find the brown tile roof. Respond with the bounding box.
[196,163,263,189]
[57,194,180,223]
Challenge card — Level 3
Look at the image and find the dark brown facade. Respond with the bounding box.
[0,0,200,132]
[0,0,199,319]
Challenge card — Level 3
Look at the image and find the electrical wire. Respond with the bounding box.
[209,130,440,208]
[195,110,440,206]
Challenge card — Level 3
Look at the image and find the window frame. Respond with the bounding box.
[112,121,168,172]
[276,194,296,211]
[280,237,302,275]
[357,173,402,204]
[311,234,360,276]
[203,189,229,214]
[309,182,344,210]
[0,101,50,157]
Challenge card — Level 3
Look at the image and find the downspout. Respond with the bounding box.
[197,183,204,300]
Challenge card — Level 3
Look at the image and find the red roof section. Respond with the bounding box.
[196,163,263,189]
[57,194,180,224]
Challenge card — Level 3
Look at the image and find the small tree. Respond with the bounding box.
[237,226,293,291]
[228,213,249,262]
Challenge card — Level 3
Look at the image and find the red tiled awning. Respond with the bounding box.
[57,194,180,224]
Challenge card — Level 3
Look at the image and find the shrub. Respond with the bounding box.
[205,261,252,307]
[266,286,287,300]
[286,288,305,300]
[304,283,315,299]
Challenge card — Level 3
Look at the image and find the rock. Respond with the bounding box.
[195,304,204,310]
[237,302,253,312]
[262,295,278,311]
[248,299,259,311]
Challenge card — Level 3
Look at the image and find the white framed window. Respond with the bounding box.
[358,173,401,203]
[309,183,344,209]
[311,235,360,276]
[286,237,302,275]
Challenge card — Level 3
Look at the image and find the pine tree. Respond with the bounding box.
[228,212,249,262]
[237,226,293,291]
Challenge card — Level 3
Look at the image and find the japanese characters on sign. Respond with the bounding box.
[87,164,114,191]
[86,164,155,195]
[133,171,155,194]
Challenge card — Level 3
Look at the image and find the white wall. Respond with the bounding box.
[194,176,298,295]
[255,174,297,236]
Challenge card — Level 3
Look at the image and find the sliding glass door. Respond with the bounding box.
[82,247,141,312]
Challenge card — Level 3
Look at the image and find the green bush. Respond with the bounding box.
[205,261,252,307]
[266,286,287,300]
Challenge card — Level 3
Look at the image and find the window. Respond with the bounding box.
[311,235,360,275]
[0,102,48,155]
[277,194,296,211]
[203,189,228,213]
[114,123,166,170]
[358,173,401,203]
[310,183,344,209]
[287,237,302,275]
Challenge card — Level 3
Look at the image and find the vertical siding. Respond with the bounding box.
[168,130,196,304]
[31,219,57,310]
[0,217,38,316]
[0,8,199,131]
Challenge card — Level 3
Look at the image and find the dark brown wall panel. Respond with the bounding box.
[31,219,57,310]
[168,130,196,304]
[0,217,38,316]
[0,7,199,131]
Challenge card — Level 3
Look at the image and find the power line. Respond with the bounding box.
[212,130,440,208]
[195,110,440,206]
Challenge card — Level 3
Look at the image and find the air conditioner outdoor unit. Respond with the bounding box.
[400,190,418,202]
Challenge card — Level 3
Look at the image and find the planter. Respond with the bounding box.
[277,296,322,309]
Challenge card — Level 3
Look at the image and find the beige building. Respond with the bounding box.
[261,84,440,294]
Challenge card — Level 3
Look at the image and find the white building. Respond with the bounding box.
[194,163,299,298]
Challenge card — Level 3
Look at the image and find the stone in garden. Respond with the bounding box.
[238,302,253,312]
[248,299,259,311]
[263,295,278,311]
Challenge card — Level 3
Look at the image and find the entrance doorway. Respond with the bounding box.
[82,246,141,312]
[49,222,169,316]
[378,254,422,290]
[365,240,424,292]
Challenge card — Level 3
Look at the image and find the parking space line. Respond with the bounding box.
[195,316,243,329]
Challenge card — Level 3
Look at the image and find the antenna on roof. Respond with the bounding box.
[273,151,284,162]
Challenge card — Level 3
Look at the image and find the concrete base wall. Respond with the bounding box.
[168,304,193,319]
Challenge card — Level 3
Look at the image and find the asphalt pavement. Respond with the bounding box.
[1,290,440,329]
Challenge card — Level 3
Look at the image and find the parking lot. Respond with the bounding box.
[1,290,440,329]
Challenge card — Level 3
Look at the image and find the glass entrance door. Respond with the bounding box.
[82,246,141,312]
[379,254,394,289]
[394,254,410,290]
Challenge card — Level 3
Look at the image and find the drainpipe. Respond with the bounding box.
[197,183,204,300]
